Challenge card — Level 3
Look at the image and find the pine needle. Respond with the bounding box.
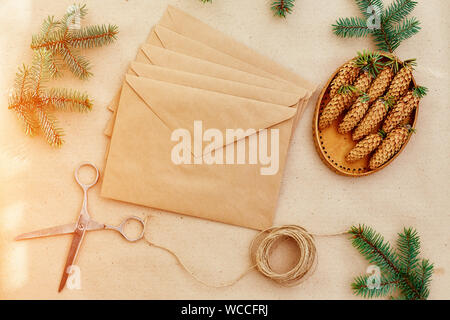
[352,274,399,298]
[333,17,371,38]
[382,0,418,25]
[69,24,118,49]
[58,45,92,79]
[46,88,92,112]
[412,86,428,98]
[35,107,64,148]
[10,98,39,136]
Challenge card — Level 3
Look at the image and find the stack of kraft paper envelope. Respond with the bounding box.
[101,6,316,230]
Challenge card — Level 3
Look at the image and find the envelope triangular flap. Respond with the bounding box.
[129,62,302,107]
[125,75,296,156]
[161,5,316,92]
[150,25,290,84]
[140,45,308,98]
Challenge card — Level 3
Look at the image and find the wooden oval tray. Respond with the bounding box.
[312,56,418,177]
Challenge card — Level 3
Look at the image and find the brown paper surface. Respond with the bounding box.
[1,0,448,300]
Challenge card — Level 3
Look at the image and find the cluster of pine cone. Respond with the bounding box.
[319,51,427,170]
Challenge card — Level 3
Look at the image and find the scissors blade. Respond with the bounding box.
[58,219,87,292]
[15,223,77,241]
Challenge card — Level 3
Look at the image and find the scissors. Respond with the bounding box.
[15,162,146,292]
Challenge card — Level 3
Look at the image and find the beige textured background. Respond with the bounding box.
[0,0,449,299]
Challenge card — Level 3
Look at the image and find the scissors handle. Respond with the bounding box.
[75,162,99,191]
[105,216,145,242]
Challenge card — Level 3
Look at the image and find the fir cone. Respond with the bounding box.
[346,131,384,162]
[369,127,411,169]
[385,64,414,102]
[353,98,389,141]
[367,66,395,104]
[382,86,427,133]
[319,72,372,130]
[338,97,369,134]
[329,61,360,99]
[319,91,354,130]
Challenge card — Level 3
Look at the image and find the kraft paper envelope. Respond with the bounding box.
[148,25,303,93]
[104,62,303,136]
[159,5,316,93]
[106,25,306,114]
[107,37,308,114]
[147,25,311,129]
[104,46,308,137]
[101,75,297,230]
[137,45,307,96]
[156,6,316,125]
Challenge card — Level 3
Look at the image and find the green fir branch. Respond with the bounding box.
[46,88,92,112]
[271,0,296,18]
[349,225,401,275]
[61,3,88,30]
[69,24,119,48]
[40,16,62,40]
[415,259,433,299]
[35,107,64,148]
[9,4,106,147]
[351,274,399,298]
[349,225,434,300]
[412,86,428,98]
[354,50,384,79]
[58,45,92,79]
[396,227,420,275]
[338,85,357,95]
[9,96,39,136]
[356,0,384,18]
[31,49,53,94]
[371,24,397,53]
[332,17,371,38]
[30,3,118,79]
[382,0,417,25]
[393,17,421,42]
[332,0,421,53]
[13,65,33,98]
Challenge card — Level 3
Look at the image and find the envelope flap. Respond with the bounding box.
[125,75,296,157]
[161,5,316,92]
[151,25,289,82]
[140,44,308,98]
[129,62,302,107]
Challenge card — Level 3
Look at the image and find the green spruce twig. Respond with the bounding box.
[349,225,434,300]
[9,4,116,147]
[332,0,421,53]
[30,3,118,80]
[8,55,93,147]
[271,0,296,18]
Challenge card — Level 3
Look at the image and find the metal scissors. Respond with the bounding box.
[15,162,146,292]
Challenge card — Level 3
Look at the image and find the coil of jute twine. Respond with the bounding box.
[142,217,346,288]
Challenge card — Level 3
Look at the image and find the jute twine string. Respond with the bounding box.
[142,216,346,288]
